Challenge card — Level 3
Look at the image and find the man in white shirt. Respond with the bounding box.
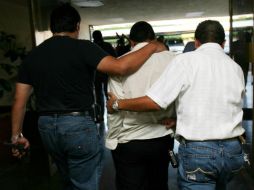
[107,20,245,190]
[107,21,176,190]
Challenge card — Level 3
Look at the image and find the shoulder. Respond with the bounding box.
[224,53,244,72]
[149,51,175,65]
[161,50,176,59]
[172,51,198,63]
[77,39,94,46]
[77,39,104,52]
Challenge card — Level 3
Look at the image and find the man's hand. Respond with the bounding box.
[107,92,118,114]
[11,136,30,159]
[160,118,176,129]
[151,40,168,53]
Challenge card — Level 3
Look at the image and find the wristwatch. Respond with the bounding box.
[112,99,119,111]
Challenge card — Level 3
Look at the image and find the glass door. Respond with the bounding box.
[230,0,254,171]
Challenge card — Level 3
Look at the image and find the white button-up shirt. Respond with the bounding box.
[146,43,245,141]
[106,42,176,150]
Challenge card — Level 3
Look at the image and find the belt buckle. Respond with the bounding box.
[70,112,82,116]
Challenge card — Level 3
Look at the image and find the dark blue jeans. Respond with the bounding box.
[38,115,104,190]
[178,139,244,190]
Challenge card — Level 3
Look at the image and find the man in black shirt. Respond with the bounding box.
[11,3,166,190]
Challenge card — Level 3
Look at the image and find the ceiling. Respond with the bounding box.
[6,0,232,26]
[77,0,229,26]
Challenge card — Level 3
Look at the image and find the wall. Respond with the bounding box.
[80,19,91,40]
[0,1,33,106]
[0,1,33,51]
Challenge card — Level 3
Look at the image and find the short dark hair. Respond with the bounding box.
[195,20,225,45]
[92,30,103,42]
[50,3,81,33]
[129,21,155,43]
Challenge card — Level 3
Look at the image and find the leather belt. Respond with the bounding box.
[178,136,244,145]
[39,111,91,117]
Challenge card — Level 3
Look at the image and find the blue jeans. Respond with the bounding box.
[38,115,104,190]
[178,139,244,190]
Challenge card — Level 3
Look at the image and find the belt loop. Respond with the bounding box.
[238,135,246,144]
[179,136,186,145]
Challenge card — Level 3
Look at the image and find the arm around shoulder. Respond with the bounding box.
[97,41,167,76]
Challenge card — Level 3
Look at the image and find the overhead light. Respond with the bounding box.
[185,12,204,18]
[71,0,104,7]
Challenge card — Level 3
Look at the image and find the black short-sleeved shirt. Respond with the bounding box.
[18,36,108,112]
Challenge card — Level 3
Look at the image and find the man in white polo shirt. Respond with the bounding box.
[106,21,176,190]
[107,20,245,190]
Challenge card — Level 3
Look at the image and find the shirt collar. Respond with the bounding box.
[132,42,149,51]
[197,42,224,52]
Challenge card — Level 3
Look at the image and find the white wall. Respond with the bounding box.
[79,19,91,40]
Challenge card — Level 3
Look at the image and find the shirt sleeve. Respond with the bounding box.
[146,57,187,109]
[17,60,32,85]
[81,40,109,68]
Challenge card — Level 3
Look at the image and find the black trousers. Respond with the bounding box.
[112,135,174,190]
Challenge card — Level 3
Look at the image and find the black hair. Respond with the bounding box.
[195,20,225,45]
[50,3,81,33]
[129,21,155,43]
[92,30,103,43]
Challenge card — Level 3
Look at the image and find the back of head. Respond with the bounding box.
[92,30,103,43]
[50,3,81,34]
[195,20,225,45]
[129,21,155,43]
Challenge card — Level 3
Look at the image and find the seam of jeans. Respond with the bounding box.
[185,167,215,176]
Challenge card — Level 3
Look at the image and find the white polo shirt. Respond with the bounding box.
[146,43,245,141]
[106,42,176,150]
